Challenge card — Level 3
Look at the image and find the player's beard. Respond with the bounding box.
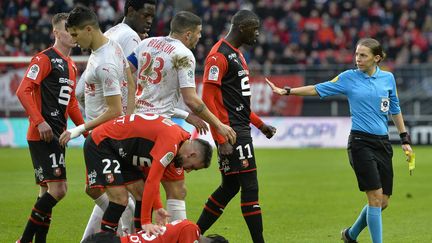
[173,155,183,168]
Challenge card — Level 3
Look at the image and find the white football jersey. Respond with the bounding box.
[103,22,138,113]
[76,22,137,114]
[84,40,128,120]
[129,36,196,118]
[104,22,140,58]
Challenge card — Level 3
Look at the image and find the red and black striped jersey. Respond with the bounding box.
[90,113,191,223]
[202,39,263,143]
[16,47,83,141]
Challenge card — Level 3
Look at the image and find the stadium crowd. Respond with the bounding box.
[1,0,432,72]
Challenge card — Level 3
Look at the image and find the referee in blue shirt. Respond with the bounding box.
[266,38,413,243]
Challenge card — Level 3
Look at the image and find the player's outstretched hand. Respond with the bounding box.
[265,78,288,95]
[217,124,237,145]
[37,121,54,142]
[154,208,170,226]
[186,113,209,135]
[59,131,71,147]
[219,142,233,156]
[260,124,277,139]
[141,223,165,237]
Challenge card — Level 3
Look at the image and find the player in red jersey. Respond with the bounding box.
[82,219,228,243]
[15,13,86,243]
[196,10,276,243]
[83,113,213,234]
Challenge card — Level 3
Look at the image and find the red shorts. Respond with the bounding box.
[141,163,184,181]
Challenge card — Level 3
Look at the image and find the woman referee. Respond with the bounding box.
[266,38,413,243]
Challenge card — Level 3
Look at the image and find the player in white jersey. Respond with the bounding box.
[127,11,237,233]
[77,1,157,240]
[57,5,133,236]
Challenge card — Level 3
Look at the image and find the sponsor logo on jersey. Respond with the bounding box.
[220,157,230,173]
[27,64,40,80]
[59,77,74,86]
[119,148,127,158]
[228,53,237,60]
[88,170,97,186]
[236,103,244,111]
[238,70,249,76]
[35,166,44,181]
[51,109,60,117]
[208,65,219,81]
[51,58,63,64]
[105,173,114,184]
[160,152,175,167]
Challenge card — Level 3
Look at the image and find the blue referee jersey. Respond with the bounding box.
[315,66,401,135]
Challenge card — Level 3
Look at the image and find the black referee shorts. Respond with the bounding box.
[347,130,393,195]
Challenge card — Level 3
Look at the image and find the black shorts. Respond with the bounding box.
[347,131,393,195]
[28,139,66,185]
[84,135,143,188]
[217,136,257,175]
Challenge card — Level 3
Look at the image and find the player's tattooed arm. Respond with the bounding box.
[192,103,206,114]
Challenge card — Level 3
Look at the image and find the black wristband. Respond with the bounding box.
[284,86,291,95]
[399,132,411,145]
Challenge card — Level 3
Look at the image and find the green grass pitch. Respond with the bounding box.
[1,146,431,242]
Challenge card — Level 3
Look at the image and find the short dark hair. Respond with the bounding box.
[66,6,99,29]
[231,9,259,27]
[82,232,120,243]
[52,13,69,27]
[207,234,229,243]
[170,11,202,34]
[124,0,156,15]
[195,138,212,168]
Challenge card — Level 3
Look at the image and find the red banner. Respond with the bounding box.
[195,75,304,116]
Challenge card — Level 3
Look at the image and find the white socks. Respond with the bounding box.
[81,193,136,242]
[81,194,107,242]
[166,199,186,221]
[120,196,135,235]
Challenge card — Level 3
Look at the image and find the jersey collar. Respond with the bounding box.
[357,66,381,79]
[222,38,240,52]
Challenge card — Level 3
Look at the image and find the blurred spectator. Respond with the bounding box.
[1,0,432,71]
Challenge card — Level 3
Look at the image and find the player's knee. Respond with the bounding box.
[48,182,67,200]
[86,186,104,199]
[126,181,144,200]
